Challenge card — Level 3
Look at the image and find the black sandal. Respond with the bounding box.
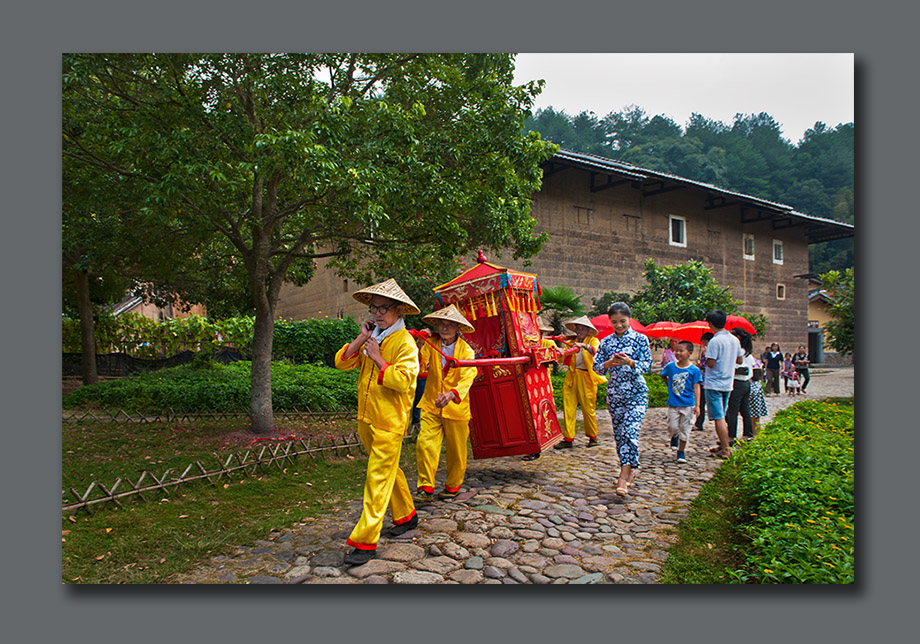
[521,453,541,461]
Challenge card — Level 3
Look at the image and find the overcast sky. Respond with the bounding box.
[512,53,854,146]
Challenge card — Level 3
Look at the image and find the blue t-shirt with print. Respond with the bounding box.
[661,361,702,408]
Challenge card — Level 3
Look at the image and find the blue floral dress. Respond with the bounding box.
[593,328,652,468]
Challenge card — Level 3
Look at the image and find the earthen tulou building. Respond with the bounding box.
[274,149,853,362]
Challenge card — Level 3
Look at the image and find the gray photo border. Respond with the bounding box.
[6,0,911,642]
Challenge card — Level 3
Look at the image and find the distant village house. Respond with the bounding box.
[274,150,854,362]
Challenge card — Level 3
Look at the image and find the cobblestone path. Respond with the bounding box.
[175,367,853,584]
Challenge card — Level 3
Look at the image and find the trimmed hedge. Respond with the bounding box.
[62,313,361,367]
[728,400,854,583]
[63,361,359,413]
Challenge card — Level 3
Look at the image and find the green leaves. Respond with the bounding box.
[818,268,854,355]
[629,259,765,333]
[729,400,854,583]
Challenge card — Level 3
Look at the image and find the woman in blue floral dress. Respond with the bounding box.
[593,302,652,496]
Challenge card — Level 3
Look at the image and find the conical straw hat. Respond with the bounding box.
[564,315,598,336]
[352,278,420,315]
[422,304,475,334]
[538,323,554,333]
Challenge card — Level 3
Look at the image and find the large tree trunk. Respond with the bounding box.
[74,267,98,386]
[249,296,275,434]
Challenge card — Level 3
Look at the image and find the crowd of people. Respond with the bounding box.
[332,277,810,566]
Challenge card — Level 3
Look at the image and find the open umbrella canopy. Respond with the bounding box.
[590,314,648,339]
[725,314,757,335]
[670,321,711,344]
[643,316,755,343]
[644,321,684,339]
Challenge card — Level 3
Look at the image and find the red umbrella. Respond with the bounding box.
[644,321,684,339]
[591,314,613,339]
[725,314,757,335]
[671,321,711,344]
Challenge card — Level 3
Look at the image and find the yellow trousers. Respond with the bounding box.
[346,421,416,550]
[415,413,470,493]
[562,369,599,440]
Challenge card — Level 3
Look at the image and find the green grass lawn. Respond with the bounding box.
[62,416,411,583]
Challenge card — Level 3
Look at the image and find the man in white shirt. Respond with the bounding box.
[703,310,744,459]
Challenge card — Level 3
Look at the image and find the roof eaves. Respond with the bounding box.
[547,149,854,240]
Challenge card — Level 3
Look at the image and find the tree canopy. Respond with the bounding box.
[817,268,854,355]
[525,106,854,274]
[628,259,767,335]
[63,53,557,431]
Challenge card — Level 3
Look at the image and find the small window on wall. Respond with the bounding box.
[669,215,686,247]
[773,239,784,264]
[776,283,786,300]
[743,234,755,260]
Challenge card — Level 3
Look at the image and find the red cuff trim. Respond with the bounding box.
[418,372,428,379]
[450,388,461,403]
[444,484,462,493]
[393,509,417,525]
[346,538,377,551]
[563,438,574,443]
[377,363,390,385]
[418,486,434,494]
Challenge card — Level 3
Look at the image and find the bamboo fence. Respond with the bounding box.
[62,433,365,514]
[61,408,422,514]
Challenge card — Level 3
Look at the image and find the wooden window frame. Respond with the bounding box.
[773,239,784,265]
[669,215,687,248]
[743,233,755,260]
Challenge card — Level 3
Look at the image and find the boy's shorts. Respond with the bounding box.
[667,406,694,442]
[705,389,731,420]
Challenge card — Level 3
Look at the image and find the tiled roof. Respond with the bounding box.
[545,149,854,244]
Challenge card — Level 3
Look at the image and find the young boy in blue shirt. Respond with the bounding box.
[660,340,703,463]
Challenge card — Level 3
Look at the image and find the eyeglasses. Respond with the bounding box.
[368,303,397,315]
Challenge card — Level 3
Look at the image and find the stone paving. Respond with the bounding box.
[175,367,853,585]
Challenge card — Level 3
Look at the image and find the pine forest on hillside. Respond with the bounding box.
[524,106,854,275]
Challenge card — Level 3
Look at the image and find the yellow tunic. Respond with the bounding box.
[418,337,477,420]
[415,336,478,493]
[562,335,607,440]
[335,328,419,549]
[335,328,419,434]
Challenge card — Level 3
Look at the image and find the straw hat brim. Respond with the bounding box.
[352,278,421,315]
[538,325,554,333]
[564,316,598,336]
[422,305,475,334]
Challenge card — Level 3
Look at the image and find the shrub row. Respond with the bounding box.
[63,360,359,413]
[62,314,361,367]
[728,400,854,583]
[65,359,668,415]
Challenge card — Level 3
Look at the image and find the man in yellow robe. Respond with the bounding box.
[556,316,607,449]
[334,279,420,566]
[414,305,478,502]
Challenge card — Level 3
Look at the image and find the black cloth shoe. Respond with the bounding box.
[521,452,540,461]
[554,440,574,449]
[587,438,598,447]
[387,514,419,536]
[344,548,376,565]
